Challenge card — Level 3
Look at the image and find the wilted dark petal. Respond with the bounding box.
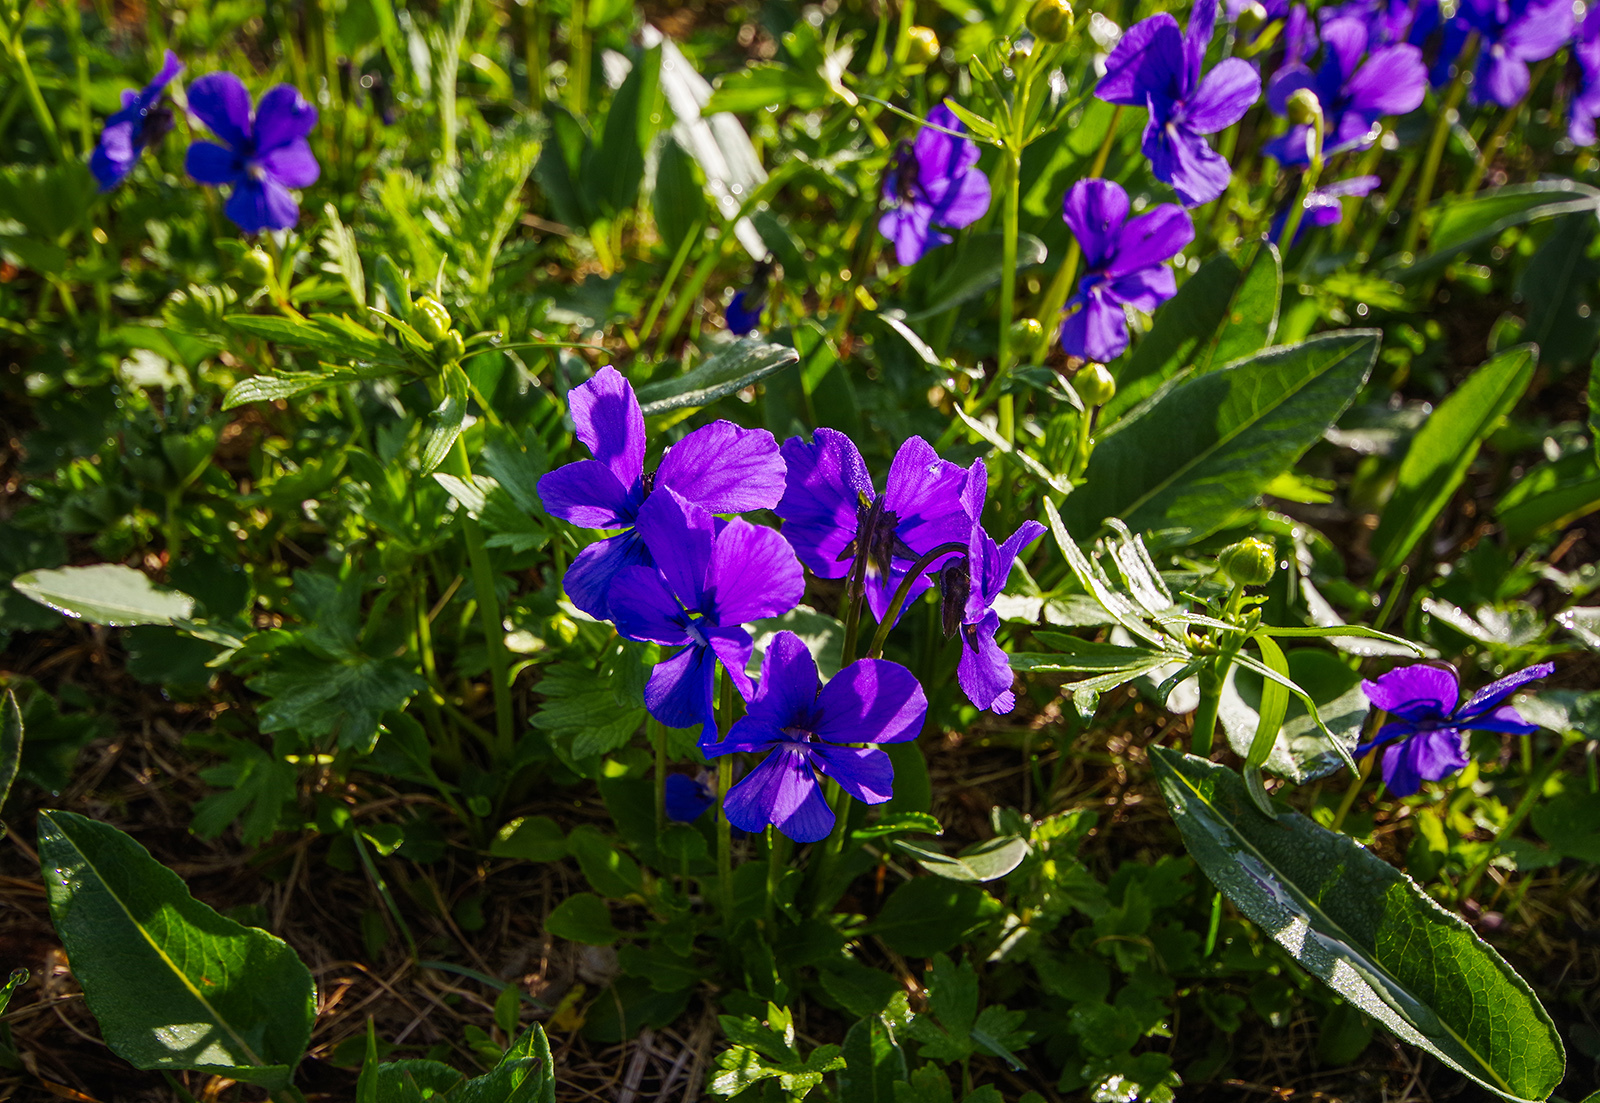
[1363,664,1459,721]
[656,421,785,515]
[1060,288,1130,363]
[723,747,833,842]
[225,175,301,233]
[1184,57,1261,133]
[634,487,717,612]
[254,84,319,151]
[1144,118,1234,206]
[1346,44,1428,117]
[1106,265,1179,314]
[815,658,928,745]
[258,139,321,188]
[569,366,646,492]
[706,518,804,626]
[1097,15,1186,104]
[609,563,692,645]
[1459,661,1554,718]
[537,458,636,529]
[645,642,720,735]
[811,744,897,804]
[561,533,651,621]
[187,71,253,150]
[740,630,821,732]
[186,140,243,186]
[958,610,1017,713]
[664,774,714,822]
[1062,179,1131,271]
[775,429,872,579]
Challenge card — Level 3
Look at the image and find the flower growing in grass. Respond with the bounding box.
[185,72,321,233]
[1094,0,1261,206]
[1263,17,1427,166]
[1058,179,1194,364]
[536,366,785,620]
[776,430,974,623]
[708,631,927,843]
[611,489,803,740]
[878,103,992,266]
[91,51,184,191]
[938,463,1045,714]
[1357,661,1555,796]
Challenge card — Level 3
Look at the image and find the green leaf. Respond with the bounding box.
[840,1016,906,1103]
[894,835,1031,883]
[1370,346,1537,576]
[566,825,644,898]
[0,967,26,1016]
[1149,748,1565,1102]
[706,63,831,114]
[652,135,708,255]
[905,233,1048,320]
[454,1023,556,1103]
[1494,449,1600,544]
[1101,253,1240,424]
[0,691,21,815]
[13,564,195,626]
[1401,180,1600,279]
[490,816,567,862]
[249,651,427,754]
[1591,353,1600,466]
[1069,332,1379,542]
[851,811,942,842]
[1519,213,1600,369]
[1193,242,1281,375]
[222,364,394,410]
[38,811,316,1088]
[1245,634,1292,771]
[867,878,1003,957]
[636,338,799,416]
[587,47,661,217]
[544,893,623,945]
[226,313,408,368]
[319,203,366,307]
[420,364,470,476]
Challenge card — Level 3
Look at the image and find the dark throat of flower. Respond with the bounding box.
[939,558,972,638]
[888,142,919,205]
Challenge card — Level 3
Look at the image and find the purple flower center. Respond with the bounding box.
[886,144,920,205]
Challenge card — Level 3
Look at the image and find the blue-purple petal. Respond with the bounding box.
[958,609,1017,714]
[645,642,719,735]
[775,429,872,580]
[724,747,834,842]
[815,658,928,745]
[656,421,785,515]
[537,458,637,529]
[1458,661,1554,719]
[569,366,646,492]
[1062,179,1131,271]
[561,532,651,621]
[187,71,253,150]
[186,140,243,186]
[254,84,319,152]
[634,487,717,612]
[810,744,897,804]
[706,518,804,626]
[258,139,321,189]
[224,174,301,233]
[1361,663,1458,721]
[609,563,691,645]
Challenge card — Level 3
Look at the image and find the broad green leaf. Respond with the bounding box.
[895,835,1031,883]
[587,46,661,217]
[840,1016,906,1103]
[1150,748,1565,1102]
[1012,634,1181,673]
[1400,180,1600,279]
[851,811,942,841]
[420,364,470,476]
[905,233,1048,320]
[490,816,567,862]
[1068,332,1379,542]
[653,135,708,254]
[454,1023,557,1103]
[1193,242,1281,375]
[636,338,799,416]
[567,825,644,897]
[867,878,1003,957]
[38,811,316,1088]
[13,564,195,626]
[1494,449,1600,544]
[1370,346,1537,577]
[1519,213,1600,369]
[1530,788,1600,863]
[544,892,622,945]
[222,365,391,410]
[1221,649,1369,783]
[250,651,427,754]
[1102,253,1240,423]
[0,691,20,814]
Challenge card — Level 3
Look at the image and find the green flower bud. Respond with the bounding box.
[1219,537,1278,587]
[238,246,274,288]
[1010,317,1045,345]
[1027,0,1075,42]
[906,26,941,65]
[414,295,453,343]
[1286,88,1322,126]
[1235,0,1270,32]
[435,330,466,364]
[1072,362,1116,407]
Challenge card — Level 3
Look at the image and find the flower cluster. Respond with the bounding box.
[537,368,1041,839]
[1358,661,1554,796]
[94,58,319,234]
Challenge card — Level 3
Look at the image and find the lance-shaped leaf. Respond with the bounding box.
[38,811,316,1089]
[13,564,195,626]
[636,337,799,416]
[1149,748,1565,1103]
[0,691,21,815]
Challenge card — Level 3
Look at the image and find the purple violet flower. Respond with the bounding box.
[1095,0,1262,206]
[1264,16,1427,166]
[1269,173,1381,242]
[610,488,803,740]
[536,366,785,621]
[184,73,320,234]
[1570,5,1600,145]
[707,631,927,843]
[1356,661,1554,797]
[726,289,763,336]
[1058,179,1195,364]
[939,464,1045,714]
[1448,0,1574,106]
[665,772,715,822]
[878,102,993,266]
[775,429,974,624]
[91,51,184,191]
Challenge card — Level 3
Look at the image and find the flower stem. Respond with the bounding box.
[765,826,789,926]
[1277,112,1326,254]
[1331,741,1378,833]
[652,716,667,836]
[866,541,969,660]
[1454,741,1564,905]
[1191,664,1223,758]
[4,16,63,161]
[716,676,735,927]
[1068,404,1094,482]
[1462,58,1549,195]
[839,548,871,669]
[996,144,1023,448]
[445,435,516,763]
[1403,37,1478,257]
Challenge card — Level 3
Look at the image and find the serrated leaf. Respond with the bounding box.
[249,652,426,754]
[13,564,195,626]
[867,878,1003,957]
[38,811,316,1088]
[1150,748,1565,1103]
[636,338,799,416]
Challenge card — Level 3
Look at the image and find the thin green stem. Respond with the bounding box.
[765,827,789,926]
[1068,405,1094,482]
[716,678,735,927]
[1403,38,1478,257]
[7,25,63,161]
[1462,58,1549,195]
[444,436,515,762]
[1331,742,1378,832]
[995,145,1022,447]
[866,541,969,660]
[652,717,668,836]
[839,544,871,669]
[1277,113,1325,255]
[1191,664,1222,758]
[1455,742,1564,904]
